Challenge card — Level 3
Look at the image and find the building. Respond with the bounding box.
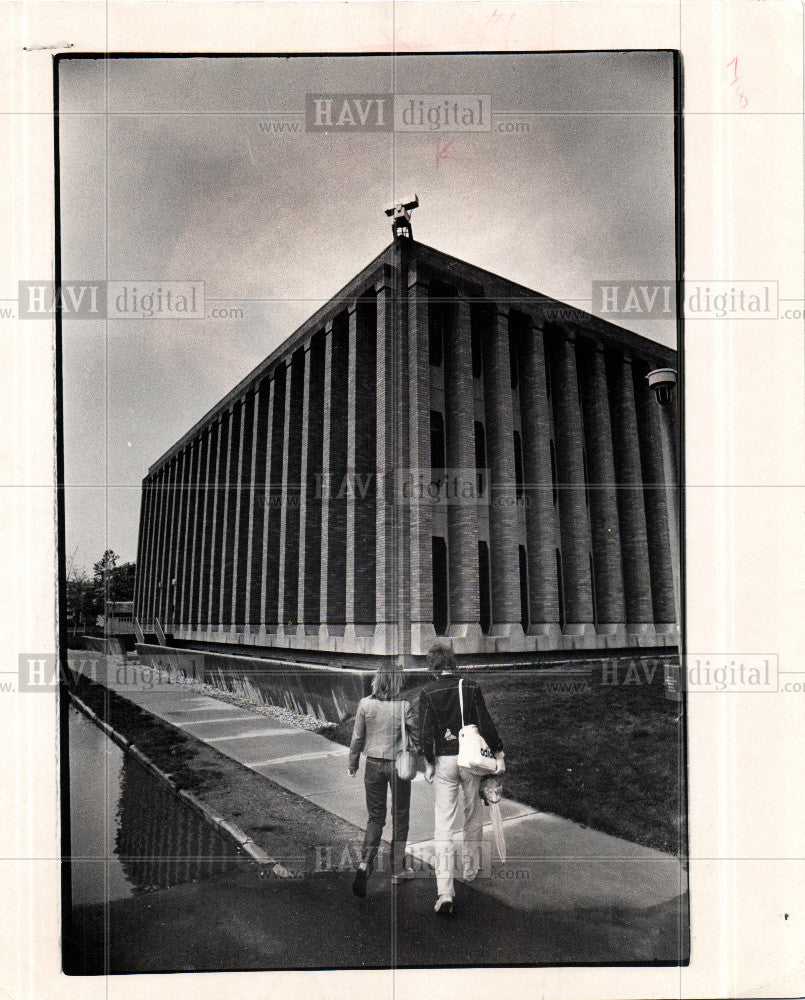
[133,231,679,665]
[101,600,135,632]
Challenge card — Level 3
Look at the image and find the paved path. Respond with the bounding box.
[69,865,687,972]
[70,652,686,918]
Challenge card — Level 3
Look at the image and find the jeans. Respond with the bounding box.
[433,755,484,898]
[362,756,412,875]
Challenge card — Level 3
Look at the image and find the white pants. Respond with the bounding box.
[433,755,485,898]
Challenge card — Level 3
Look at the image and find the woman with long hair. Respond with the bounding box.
[348,666,419,898]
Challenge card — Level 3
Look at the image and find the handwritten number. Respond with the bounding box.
[727,57,749,108]
[727,57,740,86]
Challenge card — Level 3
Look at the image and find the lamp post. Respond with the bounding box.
[647,367,682,699]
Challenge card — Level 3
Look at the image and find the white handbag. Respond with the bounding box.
[456,678,498,775]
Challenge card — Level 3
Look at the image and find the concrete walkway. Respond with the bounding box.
[69,652,686,916]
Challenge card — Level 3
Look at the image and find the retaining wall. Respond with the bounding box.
[136,644,374,723]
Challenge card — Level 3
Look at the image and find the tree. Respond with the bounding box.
[109,561,136,603]
[93,548,118,577]
[65,565,96,636]
[65,549,137,636]
[92,549,136,606]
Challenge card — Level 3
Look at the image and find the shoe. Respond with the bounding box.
[434,894,454,917]
[391,868,415,885]
[461,866,478,883]
[352,865,369,898]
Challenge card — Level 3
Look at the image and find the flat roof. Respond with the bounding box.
[148,239,676,475]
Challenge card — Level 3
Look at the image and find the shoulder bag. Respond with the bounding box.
[395,701,417,780]
[456,678,498,774]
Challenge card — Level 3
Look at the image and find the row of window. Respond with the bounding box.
[428,291,532,390]
[431,536,570,636]
[429,412,543,508]
[428,298,574,521]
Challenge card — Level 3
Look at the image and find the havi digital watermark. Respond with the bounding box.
[591,280,778,320]
[18,280,205,319]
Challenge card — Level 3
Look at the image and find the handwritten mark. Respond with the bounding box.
[436,139,455,169]
[727,57,749,109]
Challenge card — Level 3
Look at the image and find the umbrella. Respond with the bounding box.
[479,775,506,862]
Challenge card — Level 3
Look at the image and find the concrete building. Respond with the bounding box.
[133,234,679,664]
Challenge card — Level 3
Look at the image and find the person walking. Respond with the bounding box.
[348,667,420,898]
[419,642,505,917]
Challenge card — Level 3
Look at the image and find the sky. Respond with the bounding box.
[57,52,677,574]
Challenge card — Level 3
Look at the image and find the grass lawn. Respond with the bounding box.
[327,659,686,855]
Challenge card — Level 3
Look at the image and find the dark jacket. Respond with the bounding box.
[419,673,503,765]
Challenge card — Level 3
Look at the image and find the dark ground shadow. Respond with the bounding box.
[66,864,689,973]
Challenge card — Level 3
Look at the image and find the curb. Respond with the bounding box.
[68,690,294,880]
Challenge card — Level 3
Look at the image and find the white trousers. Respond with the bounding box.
[433,755,485,898]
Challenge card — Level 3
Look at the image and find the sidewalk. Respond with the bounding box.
[69,652,686,917]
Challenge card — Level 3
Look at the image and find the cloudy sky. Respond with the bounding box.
[58,52,676,573]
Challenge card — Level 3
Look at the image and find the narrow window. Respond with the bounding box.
[474,421,486,497]
[519,545,529,633]
[509,323,519,389]
[432,536,449,636]
[544,330,553,399]
[555,549,565,629]
[478,541,491,635]
[471,306,484,379]
[430,410,446,470]
[514,430,524,502]
[508,310,529,390]
[429,301,445,366]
